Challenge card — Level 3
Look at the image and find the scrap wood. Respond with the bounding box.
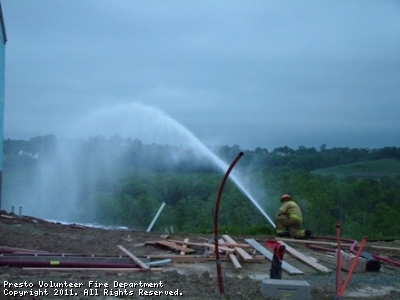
[153,240,235,253]
[276,237,400,252]
[180,238,189,255]
[22,267,163,272]
[145,254,266,263]
[228,253,242,269]
[0,214,13,219]
[276,238,353,248]
[144,241,157,246]
[155,240,195,253]
[170,238,251,248]
[222,235,253,261]
[367,245,400,251]
[215,238,236,254]
[167,239,239,251]
[216,238,241,269]
[0,246,54,254]
[307,255,318,263]
[279,241,331,273]
[117,245,150,271]
[204,243,235,253]
[245,238,304,275]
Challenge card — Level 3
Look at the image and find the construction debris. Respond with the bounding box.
[334,250,368,272]
[279,241,331,273]
[180,238,189,255]
[222,235,253,261]
[7,233,396,277]
[117,245,150,271]
[155,240,196,253]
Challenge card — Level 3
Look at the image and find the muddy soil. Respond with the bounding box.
[1,212,400,299]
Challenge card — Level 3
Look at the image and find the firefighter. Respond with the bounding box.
[275,194,311,239]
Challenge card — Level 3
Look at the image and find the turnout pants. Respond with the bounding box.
[275,215,305,239]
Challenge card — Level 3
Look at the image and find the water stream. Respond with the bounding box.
[4,102,275,227]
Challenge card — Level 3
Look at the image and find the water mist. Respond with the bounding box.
[3,102,275,227]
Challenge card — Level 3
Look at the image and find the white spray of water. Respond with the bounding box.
[75,102,276,227]
[5,102,275,227]
[139,112,277,227]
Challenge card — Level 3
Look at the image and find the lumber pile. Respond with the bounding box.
[145,235,332,274]
[6,234,372,275]
[145,235,262,269]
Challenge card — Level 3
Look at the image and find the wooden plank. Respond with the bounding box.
[276,237,400,252]
[279,241,331,273]
[153,240,233,253]
[223,235,253,261]
[275,238,353,247]
[23,267,162,272]
[180,238,189,255]
[168,239,250,249]
[0,214,14,219]
[148,255,220,263]
[228,253,242,269]
[166,240,238,253]
[217,238,241,269]
[144,241,157,246]
[244,238,304,275]
[117,245,150,271]
[367,245,400,251]
[202,243,235,253]
[155,240,195,253]
[145,254,266,263]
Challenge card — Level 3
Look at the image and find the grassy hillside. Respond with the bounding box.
[311,158,400,179]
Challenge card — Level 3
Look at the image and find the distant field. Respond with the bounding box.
[311,158,400,178]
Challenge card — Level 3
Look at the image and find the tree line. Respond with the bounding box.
[3,135,400,239]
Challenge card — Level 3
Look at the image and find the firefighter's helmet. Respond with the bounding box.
[281,194,292,202]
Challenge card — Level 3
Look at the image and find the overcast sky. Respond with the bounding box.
[1,0,399,150]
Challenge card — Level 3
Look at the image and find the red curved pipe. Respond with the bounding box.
[306,235,400,270]
[214,152,244,294]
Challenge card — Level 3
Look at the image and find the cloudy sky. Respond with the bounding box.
[1,0,399,150]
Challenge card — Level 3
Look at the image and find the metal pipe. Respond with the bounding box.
[338,236,367,297]
[214,152,244,294]
[146,202,166,232]
[335,222,342,298]
[0,260,142,268]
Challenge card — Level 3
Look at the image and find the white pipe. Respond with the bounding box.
[146,202,166,232]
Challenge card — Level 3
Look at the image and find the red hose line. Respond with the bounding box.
[307,235,400,270]
[372,254,400,267]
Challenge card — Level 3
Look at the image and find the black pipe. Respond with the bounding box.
[214,152,244,294]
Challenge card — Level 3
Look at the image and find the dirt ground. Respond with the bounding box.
[1,212,400,299]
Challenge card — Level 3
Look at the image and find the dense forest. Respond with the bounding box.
[2,135,400,240]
